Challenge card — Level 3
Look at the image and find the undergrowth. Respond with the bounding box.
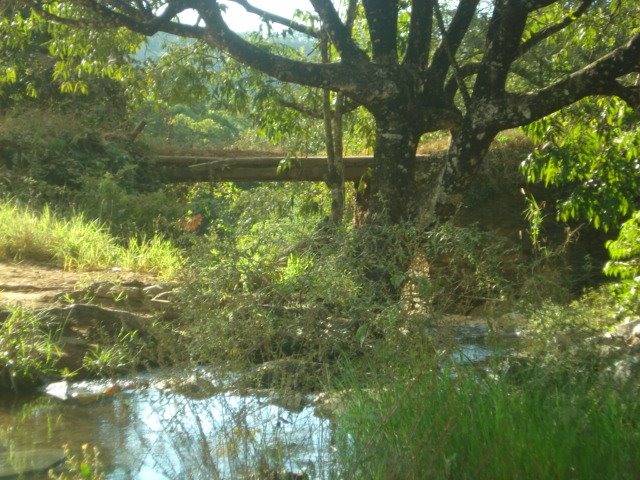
[335,354,640,480]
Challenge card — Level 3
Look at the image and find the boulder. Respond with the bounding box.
[0,449,65,479]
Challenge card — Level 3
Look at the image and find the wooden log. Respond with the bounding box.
[154,155,430,183]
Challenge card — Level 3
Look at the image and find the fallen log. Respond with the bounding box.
[154,155,430,183]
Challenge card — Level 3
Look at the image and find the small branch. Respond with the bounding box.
[277,98,323,119]
[227,0,321,38]
[434,1,472,109]
[310,0,369,62]
[428,0,480,86]
[517,0,595,58]
[129,119,147,142]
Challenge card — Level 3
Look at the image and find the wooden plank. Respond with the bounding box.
[154,155,430,183]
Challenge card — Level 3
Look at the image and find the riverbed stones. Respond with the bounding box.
[151,290,176,302]
[612,318,640,341]
[143,284,165,297]
[0,449,65,479]
[85,281,176,304]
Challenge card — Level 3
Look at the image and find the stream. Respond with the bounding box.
[1,372,333,479]
[0,323,520,479]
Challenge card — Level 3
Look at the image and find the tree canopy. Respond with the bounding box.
[2,0,639,224]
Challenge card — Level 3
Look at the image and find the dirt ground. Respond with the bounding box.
[0,261,156,309]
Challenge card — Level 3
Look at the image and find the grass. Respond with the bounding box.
[0,200,181,276]
[335,356,640,480]
[0,307,61,390]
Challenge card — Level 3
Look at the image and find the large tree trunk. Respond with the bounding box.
[368,115,422,224]
[434,124,497,221]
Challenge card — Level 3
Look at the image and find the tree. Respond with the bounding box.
[5,0,640,226]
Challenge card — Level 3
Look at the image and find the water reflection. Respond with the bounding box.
[0,375,333,479]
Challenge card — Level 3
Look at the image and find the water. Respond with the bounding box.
[0,325,520,479]
[0,374,333,479]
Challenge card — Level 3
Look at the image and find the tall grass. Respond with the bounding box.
[0,307,61,390]
[335,359,640,480]
[0,201,181,276]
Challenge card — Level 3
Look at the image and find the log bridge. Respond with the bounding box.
[154,154,431,183]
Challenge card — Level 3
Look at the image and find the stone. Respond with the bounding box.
[142,285,165,297]
[613,319,640,340]
[312,392,344,418]
[152,291,176,302]
[108,285,144,301]
[613,356,640,386]
[0,449,65,478]
[93,282,114,298]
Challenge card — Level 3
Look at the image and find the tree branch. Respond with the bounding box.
[309,0,369,62]
[433,0,471,108]
[472,0,530,98]
[403,0,433,66]
[497,32,640,128]
[362,0,399,64]
[227,0,321,38]
[277,97,323,119]
[428,0,480,86]
[444,61,480,101]
[190,1,377,98]
[517,0,595,58]
[608,80,640,110]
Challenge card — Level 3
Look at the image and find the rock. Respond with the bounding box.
[152,291,176,302]
[143,284,166,298]
[312,392,344,418]
[150,298,172,308]
[613,318,640,341]
[613,356,640,386]
[93,282,114,299]
[108,285,144,301]
[41,303,147,332]
[269,392,308,412]
[0,449,65,479]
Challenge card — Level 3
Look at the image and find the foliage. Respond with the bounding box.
[137,101,248,150]
[522,97,640,232]
[604,211,640,317]
[522,94,639,318]
[416,223,522,314]
[0,108,155,190]
[0,307,60,390]
[0,5,142,107]
[0,200,181,275]
[335,357,640,480]
[605,210,640,280]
